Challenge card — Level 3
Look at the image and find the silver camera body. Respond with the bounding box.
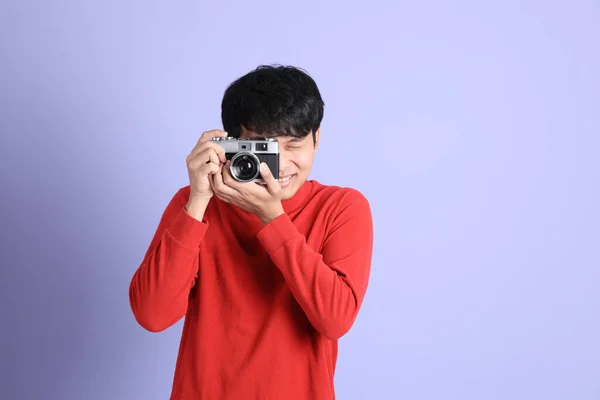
[211,137,280,182]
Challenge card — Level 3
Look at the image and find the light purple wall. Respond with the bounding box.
[1,1,599,399]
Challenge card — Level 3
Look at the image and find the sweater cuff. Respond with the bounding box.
[167,206,209,250]
[256,213,300,254]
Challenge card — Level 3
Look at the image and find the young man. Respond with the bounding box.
[129,65,374,399]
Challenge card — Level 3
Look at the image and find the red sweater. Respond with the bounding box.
[129,180,373,399]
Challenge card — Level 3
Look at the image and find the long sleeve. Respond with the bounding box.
[256,189,374,340]
[129,189,209,332]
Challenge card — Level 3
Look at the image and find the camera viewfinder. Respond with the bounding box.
[255,143,268,151]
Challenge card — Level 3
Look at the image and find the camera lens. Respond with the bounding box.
[230,152,260,182]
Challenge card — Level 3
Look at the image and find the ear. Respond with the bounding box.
[314,128,321,151]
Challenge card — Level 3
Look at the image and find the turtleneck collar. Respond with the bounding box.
[281,179,314,214]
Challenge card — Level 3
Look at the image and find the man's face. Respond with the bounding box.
[240,126,320,200]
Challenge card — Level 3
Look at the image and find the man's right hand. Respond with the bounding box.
[185,129,228,215]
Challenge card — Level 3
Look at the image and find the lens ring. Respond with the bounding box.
[230,152,260,182]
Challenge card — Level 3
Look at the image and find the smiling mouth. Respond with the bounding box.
[278,174,294,183]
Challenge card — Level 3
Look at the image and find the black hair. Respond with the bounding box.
[221,64,324,145]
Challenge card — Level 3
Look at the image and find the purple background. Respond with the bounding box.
[1,1,599,399]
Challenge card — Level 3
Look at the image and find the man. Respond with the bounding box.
[129,65,374,399]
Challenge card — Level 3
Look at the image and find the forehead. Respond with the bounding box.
[240,128,306,143]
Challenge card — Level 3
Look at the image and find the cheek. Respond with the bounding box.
[281,151,314,171]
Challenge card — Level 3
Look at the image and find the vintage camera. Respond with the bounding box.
[211,137,280,182]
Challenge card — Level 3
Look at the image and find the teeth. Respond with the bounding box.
[278,175,293,183]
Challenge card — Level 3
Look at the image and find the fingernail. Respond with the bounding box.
[260,162,267,171]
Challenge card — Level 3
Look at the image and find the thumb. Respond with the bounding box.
[260,162,279,194]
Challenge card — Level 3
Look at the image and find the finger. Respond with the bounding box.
[211,144,227,164]
[209,173,229,202]
[187,129,227,160]
[188,148,220,170]
[211,184,232,203]
[221,160,241,189]
[212,162,239,197]
[198,129,228,145]
[259,162,280,195]
[197,160,220,176]
[188,141,227,164]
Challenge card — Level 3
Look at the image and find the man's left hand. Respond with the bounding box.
[210,161,285,225]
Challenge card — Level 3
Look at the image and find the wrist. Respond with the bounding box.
[258,203,285,225]
[185,196,210,221]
